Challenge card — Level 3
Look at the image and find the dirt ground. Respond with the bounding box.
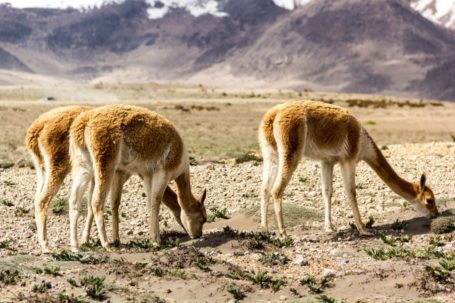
[0,84,454,302]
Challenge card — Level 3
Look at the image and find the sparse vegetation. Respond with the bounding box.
[194,258,211,272]
[299,176,308,183]
[1,199,14,207]
[168,268,187,280]
[3,179,16,186]
[80,276,107,300]
[258,252,289,266]
[152,267,164,278]
[56,292,89,303]
[365,245,453,261]
[300,274,333,294]
[425,259,455,283]
[0,239,15,251]
[317,295,344,303]
[0,269,20,285]
[222,226,294,249]
[36,266,62,277]
[32,281,51,293]
[80,238,102,251]
[15,206,29,217]
[235,152,262,164]
[365,215,375,228]
[227,285,246,300]
[248,271,286,292]
[52,250,110,264]
[364,120,377,126]
[67,278,78,287]
[52,198,67,214]
[391,219,407,230]
[207,207,229,223]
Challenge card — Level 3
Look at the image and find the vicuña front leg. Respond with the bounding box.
[321,161,335,233]
[89,165,115,252]
[340,160,371,236]
[145,173,168,245]
[110,171,131,243]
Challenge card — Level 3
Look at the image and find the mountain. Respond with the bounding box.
[408,0,455,30]
[0,0,454,101]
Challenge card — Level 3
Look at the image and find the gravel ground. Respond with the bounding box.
[0,142,454,302]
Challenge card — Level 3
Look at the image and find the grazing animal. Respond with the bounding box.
[69,105,207,252]
[259,101,438,236]
[26,106,182,253]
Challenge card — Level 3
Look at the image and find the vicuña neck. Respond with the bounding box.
[363,137,417,202]
[175,170,197,211]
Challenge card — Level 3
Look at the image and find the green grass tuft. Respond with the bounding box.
[52,198,67,214]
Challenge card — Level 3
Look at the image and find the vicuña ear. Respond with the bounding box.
[200,189,207,205]
[419,173,427,191]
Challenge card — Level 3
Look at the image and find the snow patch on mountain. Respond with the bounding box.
[0,0,228,18]
[409,0,455,29]
[0,0,297,18]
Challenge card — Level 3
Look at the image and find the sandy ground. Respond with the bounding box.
[0,86,454,302]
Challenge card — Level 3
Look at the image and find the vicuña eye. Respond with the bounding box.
[427,199,434,205]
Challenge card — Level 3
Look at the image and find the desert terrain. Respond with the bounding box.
[0,83,454,302]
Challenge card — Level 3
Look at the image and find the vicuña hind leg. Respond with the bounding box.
[271,155,300,236]
[34,167,66,253]
[260,151,277,231]
[321,161,335,232]
[69,166,92,252]
[340,160,371,235]
[110,171,131,243]
[90,165,115,251]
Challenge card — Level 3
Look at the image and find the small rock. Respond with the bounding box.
[323,268,337,278]
[293,254,308,266]
[329,248,338,256]
[280,295,287,301]
[228,299,237,303]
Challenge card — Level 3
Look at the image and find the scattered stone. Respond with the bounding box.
[323,268,337,278]
[293,254,308,266]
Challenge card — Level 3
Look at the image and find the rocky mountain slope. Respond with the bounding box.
[0,0,454,101]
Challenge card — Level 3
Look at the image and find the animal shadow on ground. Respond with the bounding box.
[332,215,433,242]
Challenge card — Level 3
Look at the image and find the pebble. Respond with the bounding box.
[293,254,308,266]
[323,268,337,278]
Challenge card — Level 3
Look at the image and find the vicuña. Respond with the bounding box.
[259,101,438,236]
[69,105,207,252]
[26,106,182,253]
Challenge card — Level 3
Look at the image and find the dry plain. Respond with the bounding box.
[0,83,454,302]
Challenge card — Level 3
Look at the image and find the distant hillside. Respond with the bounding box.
[0,0,454,101]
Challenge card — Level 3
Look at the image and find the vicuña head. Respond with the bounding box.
[179,188,207,238]
[412,173,438,218]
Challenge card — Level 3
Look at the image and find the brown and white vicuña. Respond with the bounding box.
[68,105,207,252]
[26,106,183,253]
[259,101,438,236]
